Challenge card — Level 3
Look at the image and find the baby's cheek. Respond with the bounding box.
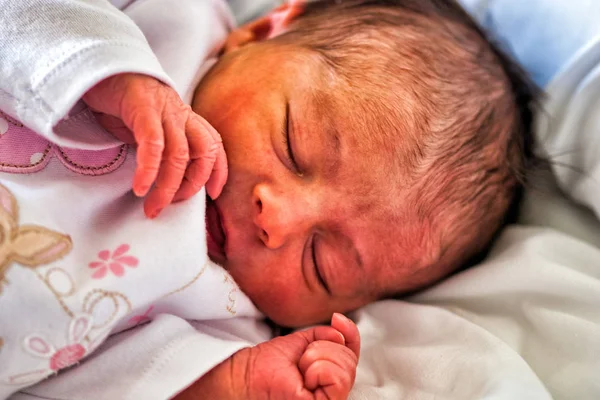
[256,284,317,326]
[232,260,326,326]
[257,282,296,312]
[233,269,291,307]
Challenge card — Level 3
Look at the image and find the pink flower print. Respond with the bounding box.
[9,315,92,385]
[89,244,139,279]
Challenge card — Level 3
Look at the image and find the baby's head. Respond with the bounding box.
[194,0,537,327]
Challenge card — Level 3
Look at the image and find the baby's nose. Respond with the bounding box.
[252,183,314,249]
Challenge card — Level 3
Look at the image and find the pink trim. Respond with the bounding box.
[0,115,127,176]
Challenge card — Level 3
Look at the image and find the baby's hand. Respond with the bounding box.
[177,313,360,400]
[288,313,360,399]
[83,73,227,218]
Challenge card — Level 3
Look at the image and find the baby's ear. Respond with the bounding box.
[267,1,305,38]
[223,2,305,53]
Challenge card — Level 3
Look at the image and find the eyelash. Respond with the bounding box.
[311,236,330,294]
[282,104,301,174]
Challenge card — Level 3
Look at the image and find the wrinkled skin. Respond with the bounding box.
[83,73,227,218]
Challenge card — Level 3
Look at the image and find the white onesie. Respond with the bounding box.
[0,1,266,399]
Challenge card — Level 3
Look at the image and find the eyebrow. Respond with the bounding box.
[293,98,342,178]
[319,119,342,179]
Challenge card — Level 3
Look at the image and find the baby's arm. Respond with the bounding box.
[175,314,360,400]
[0,0,226,216]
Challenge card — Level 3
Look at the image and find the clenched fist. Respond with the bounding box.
[83,73,227,218]
[176,313,361,400]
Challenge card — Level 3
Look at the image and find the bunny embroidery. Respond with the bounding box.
[0,184,72,292]
[8,314,93,385]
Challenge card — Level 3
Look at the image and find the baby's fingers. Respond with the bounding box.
[297,325,346,348]
[303,357,355,399]
[173,116,227,202]
[131,111,164,197]
[144,117,189,218]
[331,313,361,360]
[298,340,357,381]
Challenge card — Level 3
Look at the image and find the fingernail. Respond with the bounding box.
[149,208,162,219]
[206,185,220,200]
[134,185,149,197]
[333,313,351,324]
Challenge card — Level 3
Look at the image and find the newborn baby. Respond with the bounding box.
[198,0,537,327]
[0,0,537,398]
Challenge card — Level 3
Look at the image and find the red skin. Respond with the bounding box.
[175,313,360,400]
[83,73,228,218]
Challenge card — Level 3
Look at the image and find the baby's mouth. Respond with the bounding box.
[206,197,227,264]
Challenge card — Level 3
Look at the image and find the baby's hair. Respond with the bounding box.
[276,0,540,290]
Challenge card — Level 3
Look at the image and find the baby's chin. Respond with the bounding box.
[266,310,333,328]
[260,298,355,328]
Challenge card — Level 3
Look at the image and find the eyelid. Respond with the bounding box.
[312,235,331,294]
[281,103,302,175]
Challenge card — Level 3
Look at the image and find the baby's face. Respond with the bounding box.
[193,43,427,327]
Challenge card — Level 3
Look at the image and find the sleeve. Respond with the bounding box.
[0,0,174,149]
[11,315,271,400]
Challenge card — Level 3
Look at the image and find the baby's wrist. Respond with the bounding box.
[226,347,253,399]
[174,347,252,400]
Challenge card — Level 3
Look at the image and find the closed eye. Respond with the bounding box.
[312,235,330,294]
[281,103,301,174]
